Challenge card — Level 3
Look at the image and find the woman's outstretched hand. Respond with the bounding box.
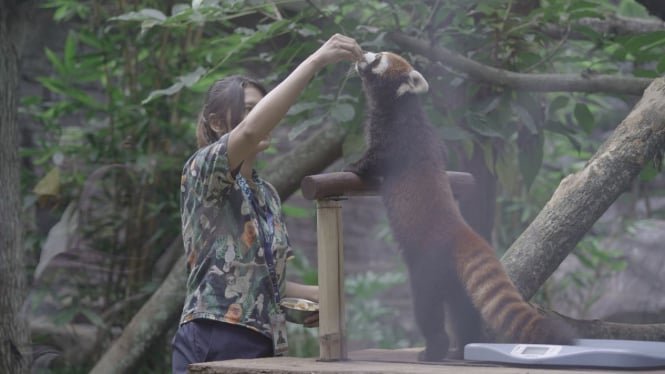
[310,33,363,68]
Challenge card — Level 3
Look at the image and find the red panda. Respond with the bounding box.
[345,51,575,361]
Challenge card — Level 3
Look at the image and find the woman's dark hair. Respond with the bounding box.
[196,75,267,148]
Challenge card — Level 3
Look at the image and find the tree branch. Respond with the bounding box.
[538,307,665,341]
[501,77,665,301]
[388,32,653,95]
[542,14,665,38]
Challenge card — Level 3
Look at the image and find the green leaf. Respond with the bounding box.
[639,163,658,182]
[180,66,207,87]
[111,8,167,23]
[143,82,184,105]
[53,305,78,326]
[574,103,594,133]
[172,3,191,15]
[80,308,106,328]
[466,112,504,138]
[281,204,311,218]
[288,116,324,141]
[142,67,206,104]
[570,25,601,41]
[64,32,77,71]
[567,0,600,11]
[439,123,469,141]
[624,31,665,55]
[657,57,665,74]
[633,68,659,78]
[548,95,569,114]
[517,129,544,190]
[76,30,104,50]
[287,102,318,115]
[494,143,520,194]
[330,103,355,123]
[575,250,595,269]
[45,48,67,75]
[569,9,605,21]
[512,103,537,134]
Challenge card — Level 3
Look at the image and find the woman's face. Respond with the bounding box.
[243,85,263,118]
[244,85,271,153]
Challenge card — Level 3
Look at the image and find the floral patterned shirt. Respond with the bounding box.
[179,133,293,338]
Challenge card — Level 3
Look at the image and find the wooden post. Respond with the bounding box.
[316,199,346,361]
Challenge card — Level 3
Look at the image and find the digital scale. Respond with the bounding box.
[464,339,665,369]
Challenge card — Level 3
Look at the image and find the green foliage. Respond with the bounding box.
[25,0,370,369]
[536,238,627,317]
[21,0,665,370]
[345,270,411,349]
[286,251,411,356]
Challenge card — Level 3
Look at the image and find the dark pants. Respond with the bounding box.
[171,319,273,374]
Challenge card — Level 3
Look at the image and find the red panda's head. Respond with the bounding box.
[356,51,429,98]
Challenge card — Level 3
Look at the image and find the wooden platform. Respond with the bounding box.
[189,347,665,373]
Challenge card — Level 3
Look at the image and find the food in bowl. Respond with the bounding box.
[280,297,319,324]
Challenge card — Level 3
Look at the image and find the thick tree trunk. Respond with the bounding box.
[89,120,349,374]
[0,1,31,373]
[502,77,665,301]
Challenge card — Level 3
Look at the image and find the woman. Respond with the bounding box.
[172,34,362,373]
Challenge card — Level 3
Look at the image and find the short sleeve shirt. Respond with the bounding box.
[179,133,293,338]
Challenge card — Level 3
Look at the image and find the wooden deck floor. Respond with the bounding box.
[189,348,665,374]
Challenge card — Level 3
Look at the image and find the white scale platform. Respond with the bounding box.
[464,339,665,369]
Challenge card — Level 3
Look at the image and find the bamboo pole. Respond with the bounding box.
[316,199,346,361]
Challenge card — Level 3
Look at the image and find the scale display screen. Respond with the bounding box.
[522,346,549,355]
[464,339,665,369]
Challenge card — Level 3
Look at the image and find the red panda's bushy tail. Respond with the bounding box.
[455,226,576,345]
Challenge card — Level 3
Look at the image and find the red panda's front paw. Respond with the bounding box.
[341,163,361,175]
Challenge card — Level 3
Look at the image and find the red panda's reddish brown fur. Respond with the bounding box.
[346,51,575,361]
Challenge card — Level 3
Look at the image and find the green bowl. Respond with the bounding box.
[280,297,319,324]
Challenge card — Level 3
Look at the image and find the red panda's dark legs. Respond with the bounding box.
[406,253,450,361]
[446,280,485,358]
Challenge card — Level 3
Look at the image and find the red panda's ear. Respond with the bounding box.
[397,70,429,96]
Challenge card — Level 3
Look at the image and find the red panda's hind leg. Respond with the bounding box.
[407,256,450,361]
[445,282,485,359]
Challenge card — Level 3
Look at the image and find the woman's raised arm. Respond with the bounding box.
[226,34,362,169]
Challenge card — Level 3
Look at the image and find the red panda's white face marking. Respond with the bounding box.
[356,51,429,97]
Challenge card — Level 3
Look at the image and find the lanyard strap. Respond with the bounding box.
[238,176,280,304]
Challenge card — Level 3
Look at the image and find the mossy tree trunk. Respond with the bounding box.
[0,1,32,373]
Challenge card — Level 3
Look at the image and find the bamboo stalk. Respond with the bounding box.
[316,199,346,361]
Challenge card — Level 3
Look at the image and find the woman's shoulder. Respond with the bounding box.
[184,134,231,170]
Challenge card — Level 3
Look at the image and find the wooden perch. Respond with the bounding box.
[300,171,475,200]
